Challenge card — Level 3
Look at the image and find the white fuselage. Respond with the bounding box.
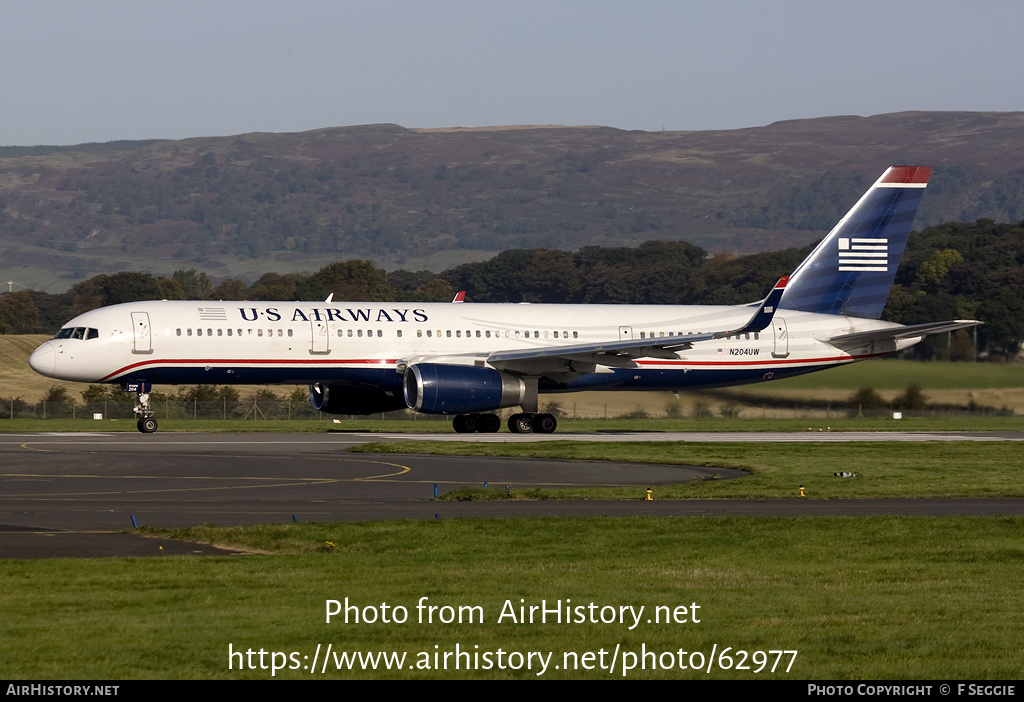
[29,299,913,395]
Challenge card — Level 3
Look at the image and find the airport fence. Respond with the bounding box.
[0,398,443,422]
[0,397,1015,421]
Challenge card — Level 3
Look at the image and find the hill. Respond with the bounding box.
[3,112,1024,290]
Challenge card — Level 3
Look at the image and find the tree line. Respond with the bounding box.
[2,219,1022,359]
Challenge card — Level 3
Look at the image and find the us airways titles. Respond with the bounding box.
[236,306,430,324]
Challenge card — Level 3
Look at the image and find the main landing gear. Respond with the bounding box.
[451,412,557,434]
[452,413,501,433]
[450,377,557,434]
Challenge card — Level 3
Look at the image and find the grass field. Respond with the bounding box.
[0,334,51,402]
[713,359,1024,416]
[364,440,1024,499]
[3,516,1023,679]
[746,358,1024,390]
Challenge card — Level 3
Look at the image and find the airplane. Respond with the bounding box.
[29,165,980,434]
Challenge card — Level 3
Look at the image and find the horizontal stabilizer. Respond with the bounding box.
[829,320,981,347]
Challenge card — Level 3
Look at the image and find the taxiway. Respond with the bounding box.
[2,431,1022,558]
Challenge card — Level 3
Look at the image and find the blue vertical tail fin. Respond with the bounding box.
[778,166,931,319]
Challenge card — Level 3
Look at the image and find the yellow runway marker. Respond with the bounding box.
[19,442,59,453]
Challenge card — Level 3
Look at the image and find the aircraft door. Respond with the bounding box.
[772,318,789,358]
[310,319,330,355]
[619,326,633,340]
[131,312,153,355]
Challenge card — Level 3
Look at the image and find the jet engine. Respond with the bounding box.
[403,363,526,414]
[308,382,407,415]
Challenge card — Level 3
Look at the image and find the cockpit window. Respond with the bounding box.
[53,327,99,340]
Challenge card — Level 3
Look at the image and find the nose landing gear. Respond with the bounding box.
[126,382,158,433]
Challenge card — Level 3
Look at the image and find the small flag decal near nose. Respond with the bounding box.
[198,307,228,320]
[838,237,888,272]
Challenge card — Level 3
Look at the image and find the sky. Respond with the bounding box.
[2,0,1023,146]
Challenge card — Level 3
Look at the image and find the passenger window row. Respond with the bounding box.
[173,327,584,340]
[415,329,580,339]
[167,328,749,342]
[176,328,295,338]
[637,331,759,340]
[338,329,385,338]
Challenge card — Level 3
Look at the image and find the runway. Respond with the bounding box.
[2,431,1023,558]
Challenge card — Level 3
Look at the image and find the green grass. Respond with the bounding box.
[3,517,1024,679]
[757,359,1024,391]
[353,440,1024,499]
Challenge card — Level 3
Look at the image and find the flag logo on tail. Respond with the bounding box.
[838,237,888,272]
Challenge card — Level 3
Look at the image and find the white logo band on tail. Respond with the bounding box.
[838,237,888,272]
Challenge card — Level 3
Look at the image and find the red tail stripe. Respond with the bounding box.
[880,166,931,184]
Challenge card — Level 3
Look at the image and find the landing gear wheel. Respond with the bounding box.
[508,413,534,434]
[535,413,557,434]
[454,413,501,433]
[132,388,155,433]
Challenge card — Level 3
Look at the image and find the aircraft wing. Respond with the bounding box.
[828,319,981,347]
[487,277,788,372]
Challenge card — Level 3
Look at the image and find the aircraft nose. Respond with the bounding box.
[28,343,56,378]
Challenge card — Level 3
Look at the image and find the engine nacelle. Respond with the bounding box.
[309,382,407,415]
[403,363,526,415]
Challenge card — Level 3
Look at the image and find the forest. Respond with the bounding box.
[2,218,1021,360]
